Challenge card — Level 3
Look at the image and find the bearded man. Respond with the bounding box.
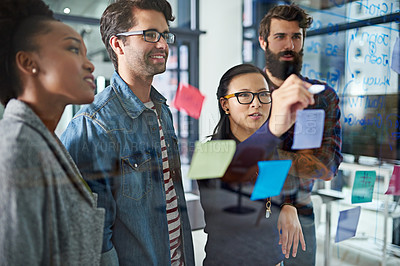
[258,4,343,266]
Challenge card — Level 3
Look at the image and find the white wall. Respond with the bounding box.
[199,0,243,140]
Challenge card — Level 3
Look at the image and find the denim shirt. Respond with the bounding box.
[61,72,194,266]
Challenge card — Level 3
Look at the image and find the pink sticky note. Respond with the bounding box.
[385,165,400,195]
[172,83,205,119]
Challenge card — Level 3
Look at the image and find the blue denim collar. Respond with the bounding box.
[110,71,167,119]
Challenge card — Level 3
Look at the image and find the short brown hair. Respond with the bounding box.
[100,0,175,70]
[259,3,313,43]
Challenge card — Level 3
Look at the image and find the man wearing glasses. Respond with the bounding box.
[61,0,194,265]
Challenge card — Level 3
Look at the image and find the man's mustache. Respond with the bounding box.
[278,50,297,57]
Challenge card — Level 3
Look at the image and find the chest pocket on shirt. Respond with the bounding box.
[121,152,152,200]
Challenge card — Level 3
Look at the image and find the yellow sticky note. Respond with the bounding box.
[187,140,236,179]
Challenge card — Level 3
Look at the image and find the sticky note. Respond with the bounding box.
[351,171,376,204]
[250,160,292,201]
[292,109,325,149]
[391,37,400,74]
[335,206,361,243]
[172,83,205,119]
[385,165,400,195]
[187,140,236,179]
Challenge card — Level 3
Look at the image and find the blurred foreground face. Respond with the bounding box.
[222,72,271,141]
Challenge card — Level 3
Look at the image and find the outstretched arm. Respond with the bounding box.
[278,149,332,181]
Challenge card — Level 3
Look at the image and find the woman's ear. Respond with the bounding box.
[220,97,229,113]
[15,51,38,75]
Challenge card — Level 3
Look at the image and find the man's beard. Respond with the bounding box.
[264,48,303,81]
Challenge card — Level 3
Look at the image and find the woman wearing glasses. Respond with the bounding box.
[0,0,104,264]
[199,63,314,265]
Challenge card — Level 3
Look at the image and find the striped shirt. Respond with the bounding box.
[144,101,183,266]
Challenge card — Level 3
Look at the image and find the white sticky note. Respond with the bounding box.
[391,37,400,74]
[291,109,325,149]
[308,84,325,94]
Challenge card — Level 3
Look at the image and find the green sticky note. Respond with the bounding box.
[187,140,236,179]
[351,171,376,204]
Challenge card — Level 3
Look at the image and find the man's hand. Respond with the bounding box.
[277,204,306,258]
[269,74,314,137]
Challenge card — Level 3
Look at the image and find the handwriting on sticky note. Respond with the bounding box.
[351,171,376,204]
[385,165,400,195]
[172,83,205,119]
[187,140,236,179]
[250,160,292,201]
[292,109,325,150]
[335,206,361,243]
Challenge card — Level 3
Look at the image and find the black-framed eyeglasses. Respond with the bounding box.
[116,29,175,44]
[224,91,272,104]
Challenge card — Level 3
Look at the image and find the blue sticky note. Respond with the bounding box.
[351,171,376,204]
[250,160,292,201]
[391,37,400,74]
[335,206,361,243]
[292,109,325,150]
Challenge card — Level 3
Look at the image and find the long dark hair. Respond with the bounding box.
[211,63,270,140]
[0,0,54,106]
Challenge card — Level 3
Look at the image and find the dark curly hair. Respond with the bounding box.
[212,64,271,140]
[100,0,175,71]
[0,0,54,106]
[259,3,313,46]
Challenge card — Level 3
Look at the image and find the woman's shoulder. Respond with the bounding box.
[0,120,49,174]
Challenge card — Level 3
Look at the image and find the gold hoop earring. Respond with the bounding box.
[225,109,229,115]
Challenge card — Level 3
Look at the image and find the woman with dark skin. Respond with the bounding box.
[199,63,315,265]
[0,0,104,264]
